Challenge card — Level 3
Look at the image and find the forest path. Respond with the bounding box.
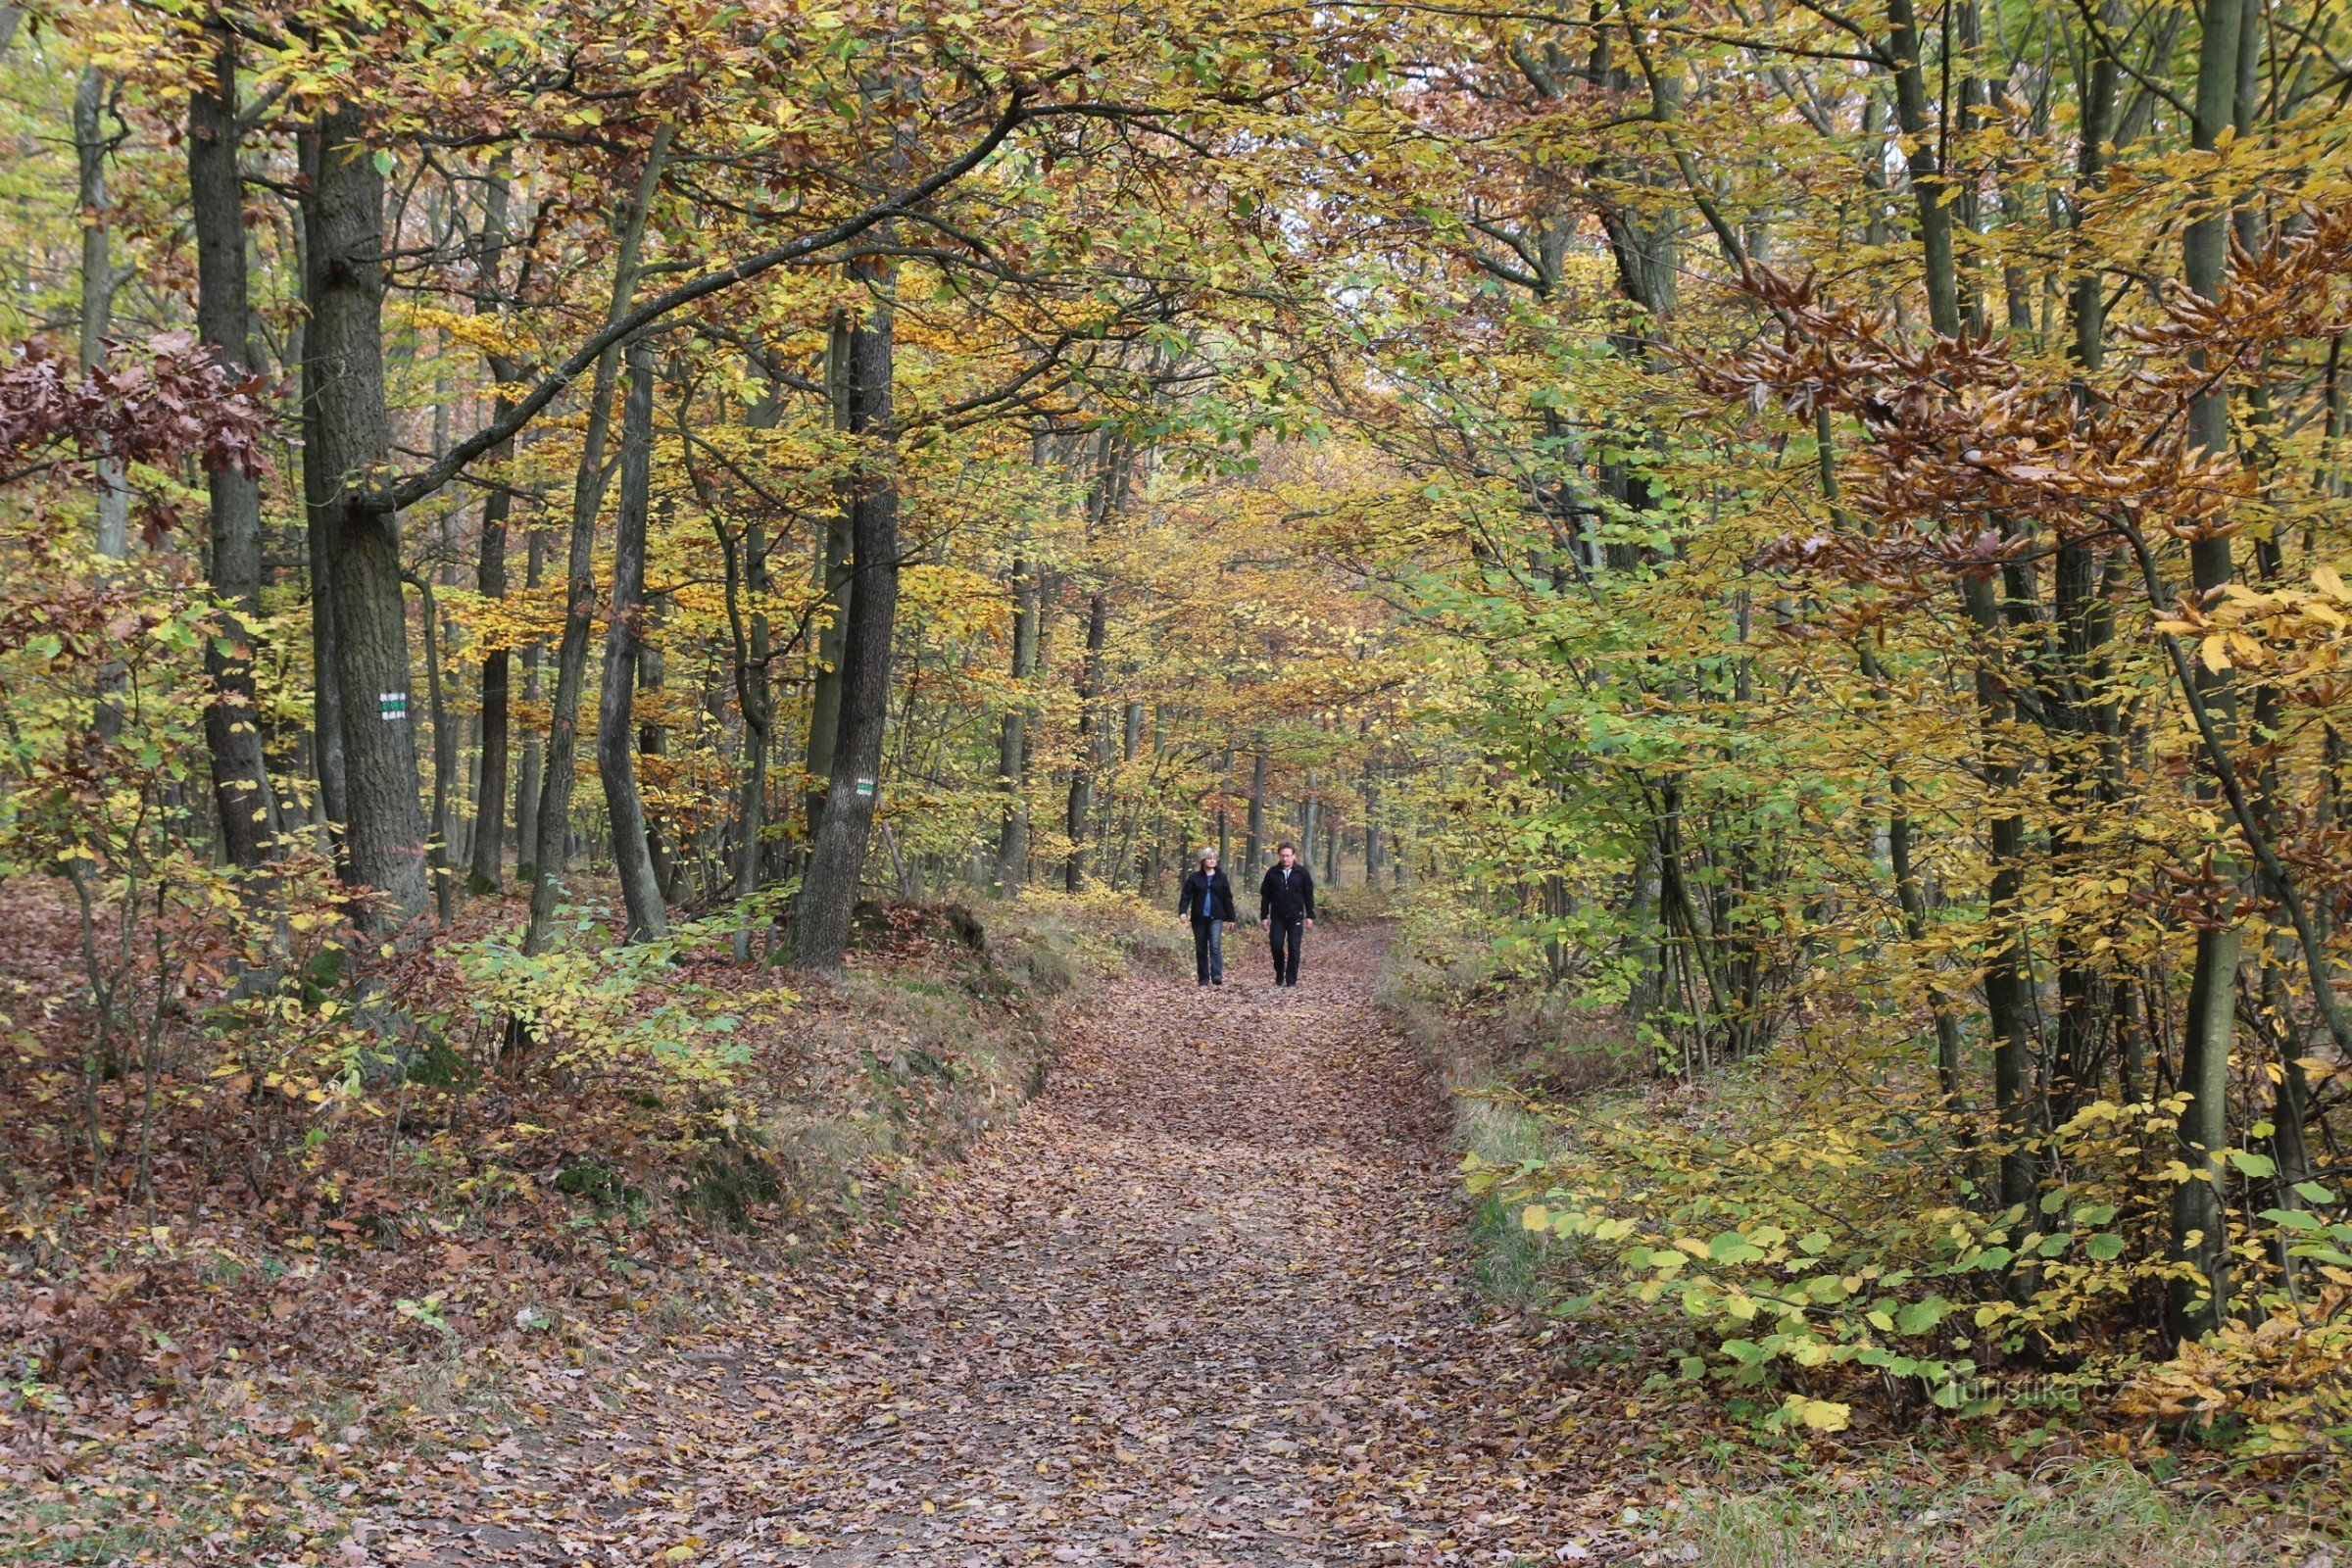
[385,926,1630,1566]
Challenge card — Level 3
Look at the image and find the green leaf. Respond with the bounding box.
[2084,1234,2127,1261]
[1894,1298,1948,1334]
[2230,1151,2278,1178]
[2293,1182,2337,1205]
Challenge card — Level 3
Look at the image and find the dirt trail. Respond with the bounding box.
[383,927,1630,1566]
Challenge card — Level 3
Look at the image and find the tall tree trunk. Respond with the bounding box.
[1246,746,1268,872]
[514,527,544,880]
[74,66,127,561]
[806,310,855,835]
[1063,590,1108,892]
[1217,744,1234,867]
[304,106,427,932]
[2049,0,2122,1127]
[639,588,675,901]
[718,380,781,961]
[187,26,278,869]
[522,127,671,956]
[2168,0,2252,1344]
[596,343,667,943]
[1883,0,2034,1208]
[298,130,349,856]
[408,574,456,928]
[995,551,1037,890]
[719,504,772,962]
[469,434,513,892]
[467,167,517,894]
[794,276,899,974]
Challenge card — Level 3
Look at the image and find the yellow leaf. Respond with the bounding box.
[1799,1397,1851,1432]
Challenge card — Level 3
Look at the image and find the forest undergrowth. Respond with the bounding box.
[0,887,1180,1564]
[1381,895,2350,1564]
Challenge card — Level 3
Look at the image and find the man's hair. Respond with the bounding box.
[1276,841,1296,854]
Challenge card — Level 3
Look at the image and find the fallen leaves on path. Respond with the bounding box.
[376,929,1640,1565]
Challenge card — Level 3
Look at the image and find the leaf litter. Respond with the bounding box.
[371,929,1637,1565]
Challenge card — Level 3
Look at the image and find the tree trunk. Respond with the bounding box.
[74,66,127,561]
[639,589,675,902]
[187,27,279,869]
[469,439,512,892]
[719,503,772,961]
[1246,746,1267,871]
[995,552,1037,890]
[2168,0,2252,1344]
[716,380,782,960]
[304,105,427,932]
[514,526,544,881]
[794,279,898,974]
[596,343,668,943]
[408,573,457,928]
[467,167,517,894]
[522,127,671,956]
[1063,590,1107,892]
[806,310,855,835]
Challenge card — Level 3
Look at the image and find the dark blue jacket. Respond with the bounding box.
[1178,868,1237,922]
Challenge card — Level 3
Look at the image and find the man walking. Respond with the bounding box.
[1177,848,1238,986]
[1258,841,1315,987]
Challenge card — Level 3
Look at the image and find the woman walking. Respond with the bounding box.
[1177,848,1239,986]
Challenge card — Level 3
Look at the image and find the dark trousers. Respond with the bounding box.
[1267,917,1303,984]
[1192,917,1225,983]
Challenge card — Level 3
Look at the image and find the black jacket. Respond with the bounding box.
[1259,862,1316,922]
[1178,869,1237,922]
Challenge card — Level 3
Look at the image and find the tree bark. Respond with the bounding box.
[713,378,782,960]
[523,127,671,956]
[304,105,428,932]
[995,551,1037,889]
[638,588,675,901]
[187,26,279,869]
[806,310,855,834]
[2168,0,2253,1345]
[1063,590,1108,891]
[596,343,668,943]
[718,503,772,960]
[514,526,544,881]
[407,573,457,928]
[468,166,518,894]
[74,66,127,560]
[793,277,898,974]
[1246,746,1267,872]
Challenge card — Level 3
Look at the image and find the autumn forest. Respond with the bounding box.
[5,0,2352,1558]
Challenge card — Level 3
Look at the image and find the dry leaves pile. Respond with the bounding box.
[373,929,1638,1566]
